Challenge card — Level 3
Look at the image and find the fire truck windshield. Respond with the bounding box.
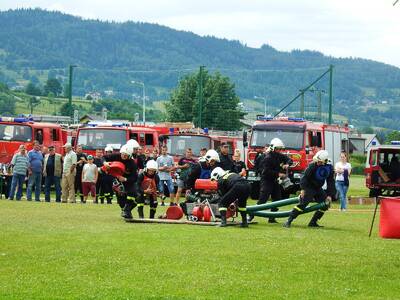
[0,124,32,142]
[166,135,211,157]
[77,129,126,150]
[251,128,304,150]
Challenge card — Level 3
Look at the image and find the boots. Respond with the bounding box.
[219,210,227,227]
[247,215,254,223]
[137,206,144,219]
[122,201,136,219]
[283,209,300,228]
[308,210,324,227]
[149,208,156,219]
[240,211,248,228]
[268,217,278,224]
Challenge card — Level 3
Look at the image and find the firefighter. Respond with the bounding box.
[283,150,335,228]
[248,138,292,223]
[97,146,114,204]
[136,160,160,219]
[211,167,250,228]
[103,143,138,219]
[127,139,145,170]
[186,149,220,191]
[74,145,87,203]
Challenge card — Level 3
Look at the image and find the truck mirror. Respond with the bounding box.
[305,146,310,154]
[243,141,248,148]
[242,130,247,143]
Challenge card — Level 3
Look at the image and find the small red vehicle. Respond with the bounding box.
[365,142,400,197]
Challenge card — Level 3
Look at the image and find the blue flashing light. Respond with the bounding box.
[169,127,174,134]
[391,141,400,145]
[372,141,377,146]
[288,117,304,122]
[203,128,209,134]
[256,116,273,121]
[0,117,32,123]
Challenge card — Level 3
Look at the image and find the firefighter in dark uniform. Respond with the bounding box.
[283,150,335,228]
[248,138,292,223]
[186,149,220,191]
[211,167,250,227]
[136,160,160,219]
[75,145,87,203]
[103,143,138,219]
[127,139,145,171]
[96,146,114,204]
[218,143,234,171]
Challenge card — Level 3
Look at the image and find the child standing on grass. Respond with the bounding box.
[82,155,98,203]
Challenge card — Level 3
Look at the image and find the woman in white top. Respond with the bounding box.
[335,152,351,211]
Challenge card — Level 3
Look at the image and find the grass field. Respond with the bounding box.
[1,197,399,299]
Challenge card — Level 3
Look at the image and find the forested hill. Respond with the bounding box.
[1,8,400,129]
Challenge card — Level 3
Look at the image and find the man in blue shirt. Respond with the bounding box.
[27,140,44,201]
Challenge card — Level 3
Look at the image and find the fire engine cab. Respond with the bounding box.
[365,141,400,197]
[75,122,160,156]
[243,116,349,198]
[0,117,66,163]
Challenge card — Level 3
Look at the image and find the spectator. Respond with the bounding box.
[152,148,159,160]
[82,155,98,203]
[232,150,247,177]
[143,148,153,165]
[26,140,43,202]
[335,152,352,212]
[61,143,77,203]
[175,148,196,204]
[199,147,207,157]
[156,145,176,206]
[43,145,62,202]
[218,143,234,171]
[8,145,29,201]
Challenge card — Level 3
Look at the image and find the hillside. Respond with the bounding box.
[0,8,400,128]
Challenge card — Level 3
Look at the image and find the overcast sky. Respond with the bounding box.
[1,0,399,67]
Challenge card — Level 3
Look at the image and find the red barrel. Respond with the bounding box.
[379,197,400,239]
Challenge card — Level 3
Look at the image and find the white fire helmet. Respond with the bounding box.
[104,145,113,152]
[205,149,220,163]
[126,139,141,149]
[146,159,158,171]
[120,144,133,156]
[211,167,227,181]
[313,150,329,163]
[270,138,285,151]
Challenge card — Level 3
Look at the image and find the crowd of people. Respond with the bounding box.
[2,137,349,229]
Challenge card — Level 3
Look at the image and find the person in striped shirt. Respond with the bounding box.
[8,144,29,200]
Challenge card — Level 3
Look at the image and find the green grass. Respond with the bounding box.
[1,199,399,299]
[348,175,369,197]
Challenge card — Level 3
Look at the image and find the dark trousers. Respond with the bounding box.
[74,172,84,201]
[44,175,61,202]
[288,188,329,223]
[218,182,250,210]
[137,193,158,218]
[257,179,282,212]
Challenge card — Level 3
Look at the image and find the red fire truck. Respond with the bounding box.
[75,122,160,156]
[243,116,349,198]
[365,142,400,197]
[0,117,66,163]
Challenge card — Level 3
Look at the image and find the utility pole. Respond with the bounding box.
[68,65,77,120]
[198,65,205,128]
[328,64,334,124]
[317,90,322,121]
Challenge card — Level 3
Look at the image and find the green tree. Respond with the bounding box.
[44,78,62,96]
[0,94,16,115]
[166,68,244,130]
[28,96,41,114]
[25,82,42,96]
[60,102,75,117]
[385,130,400,143]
